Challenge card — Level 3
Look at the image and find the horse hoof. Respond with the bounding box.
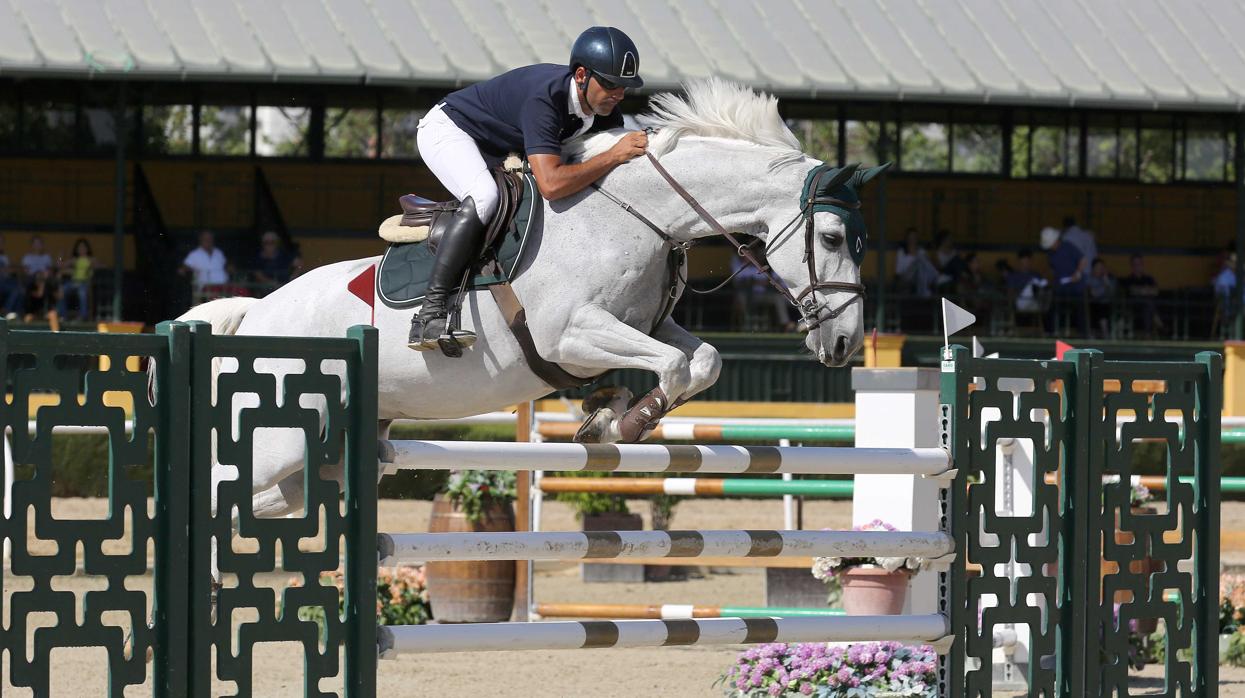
[581,386,632,414]
[123,624,154,663]
[574,408,620,443]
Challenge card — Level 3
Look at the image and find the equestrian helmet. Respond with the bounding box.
[570,26,643,89]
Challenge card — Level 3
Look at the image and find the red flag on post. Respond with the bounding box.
[348,264,377,326]
[1055,340,1074,361]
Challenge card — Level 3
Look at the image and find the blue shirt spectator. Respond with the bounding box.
[1041,226,1084,291]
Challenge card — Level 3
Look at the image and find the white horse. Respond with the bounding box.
[179,79,887,581]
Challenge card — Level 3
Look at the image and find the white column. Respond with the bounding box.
[851,368,942,615]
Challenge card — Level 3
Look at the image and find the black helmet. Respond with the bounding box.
[570,26,643,89]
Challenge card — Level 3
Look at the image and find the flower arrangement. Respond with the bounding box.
[717,641,938,697]
[287,565,432,639]
[444,469,516,523]
[811,520,922,580]
[1129,482,1154,507]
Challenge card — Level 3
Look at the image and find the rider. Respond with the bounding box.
[409,26,650,351]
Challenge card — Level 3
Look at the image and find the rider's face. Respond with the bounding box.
[576,68,626,116]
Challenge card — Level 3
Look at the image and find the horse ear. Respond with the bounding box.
[822,162,859,191]
[850,161,893,189]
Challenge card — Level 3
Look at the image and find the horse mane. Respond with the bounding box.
[564,78,803,166]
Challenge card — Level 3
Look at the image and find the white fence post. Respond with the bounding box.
[851,368,942,615]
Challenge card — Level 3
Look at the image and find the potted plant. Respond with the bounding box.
[550,471,643,582]
[717,641,939,697]
[424,470,516,622]
[812,519,921,616]
[289,565,432,642]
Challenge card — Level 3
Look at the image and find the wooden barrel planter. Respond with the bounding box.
[424,494,516,623]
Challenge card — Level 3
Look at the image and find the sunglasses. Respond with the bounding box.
[593,75,624,92]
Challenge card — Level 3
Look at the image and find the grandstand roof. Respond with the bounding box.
[2,0,1245,111]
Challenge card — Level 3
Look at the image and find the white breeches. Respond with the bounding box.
[416,105,500,225]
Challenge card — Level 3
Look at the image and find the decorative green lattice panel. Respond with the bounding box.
[0,321,377,698]
[942,346,1220,698]
[0,322,192,696]
[186,323,377,697]
[1091,353,1220,696]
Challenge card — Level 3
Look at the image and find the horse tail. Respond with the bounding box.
[173,296,260,335]
[147,297,260,403]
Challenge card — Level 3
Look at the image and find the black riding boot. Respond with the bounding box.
[408,197,486,352]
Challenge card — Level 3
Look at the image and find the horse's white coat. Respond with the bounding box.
[181,81,873,583]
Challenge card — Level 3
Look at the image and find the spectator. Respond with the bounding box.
[1041,226,1087,335]
[57,238,95,321]
[181,230,230,290]
[1086,258,1116,337]
[933,229,966,290]
[1062,216,1098,267]
[956,253,993,319]
[20,235,55,278]
[1003,250,1047,313]
[1118,254,1160,335]
[894,227,938,297]
[0,238,22,319]
[23,269,55,321]
[1213,253,1237,300]
[251,231,302,289]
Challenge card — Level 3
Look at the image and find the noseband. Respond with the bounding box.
[605,153,866,333]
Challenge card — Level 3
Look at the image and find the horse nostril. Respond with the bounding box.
[834,334,848,357]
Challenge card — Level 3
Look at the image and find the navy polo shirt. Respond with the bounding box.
[1048,242,1084,291]
[440,64,624,166]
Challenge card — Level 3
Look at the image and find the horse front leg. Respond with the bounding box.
[544,306,693,443]
[651,318,722,403]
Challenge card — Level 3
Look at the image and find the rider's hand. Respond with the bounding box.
[609,131,648,165]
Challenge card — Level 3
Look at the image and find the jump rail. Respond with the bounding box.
[377,615,950,657]
[377,529,954,564]
[535,476,854,497]
[532,603,847,619]
[379,440,951,476]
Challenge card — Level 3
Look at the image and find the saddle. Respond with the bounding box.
[378,161,526,248]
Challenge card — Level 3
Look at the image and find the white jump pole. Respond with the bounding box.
[779,439,795,530]
[378,529,955,565]
[3,431,11,564]
[381,441,951,476]
[378,614,950,657]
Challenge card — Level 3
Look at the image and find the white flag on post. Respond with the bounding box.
[942,298,976,348]
[972,336,984,358]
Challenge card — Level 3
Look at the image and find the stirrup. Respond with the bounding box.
[409,329,476,353]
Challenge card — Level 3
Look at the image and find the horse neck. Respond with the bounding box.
[643,139,811,244]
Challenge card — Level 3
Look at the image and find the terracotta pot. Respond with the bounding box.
[839,565,910,615]
[424,495,516,623]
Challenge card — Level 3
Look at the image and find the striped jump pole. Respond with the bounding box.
[536,476,854,497]
[533,603,846,619]
[377,529,954,564]
[537,421,855,442]
[380,440,951,476]
[377,614,949,657]
[1041,473,1245,493]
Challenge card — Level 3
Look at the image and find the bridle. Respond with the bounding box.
[594,152,867,333]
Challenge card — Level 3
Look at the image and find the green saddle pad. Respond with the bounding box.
[377,172,537,309]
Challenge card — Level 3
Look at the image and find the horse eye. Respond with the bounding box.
[820,232,843,250]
